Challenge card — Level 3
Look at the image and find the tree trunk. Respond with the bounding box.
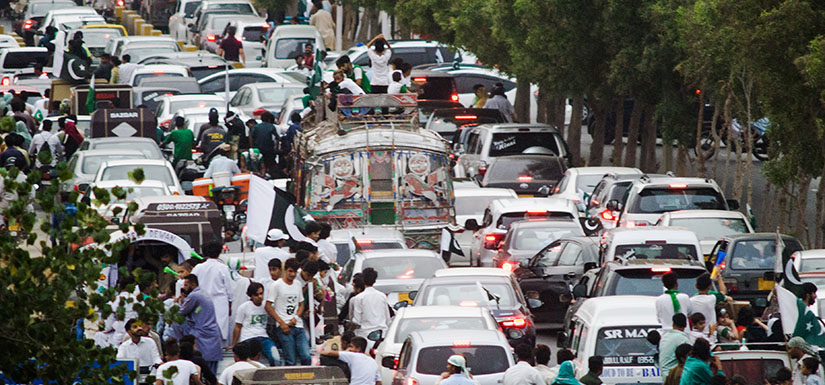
[554,98,566,137]
[817,139,825,247]
[588,99,607,166]
[567,96,584,166]
[722,91,735,191]
[536,90,548,124]
[612,98,625,166]
[709,105,721,180]
[662,133,673,174]
[624,101,642,168]
[514,80,530,123]
[639,104,657,173]
[355,7,378,43]
[344,4,357,44]
[695,98,707,176]
[796,174,811,245]
[676,143,688,176]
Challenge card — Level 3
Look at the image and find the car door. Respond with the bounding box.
[458,129,482,176]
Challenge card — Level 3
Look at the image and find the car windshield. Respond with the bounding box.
[97,185,167,202]
[209,15,235,29]
[669,217,749,241]
[362,256,444,280]
[613,243,698,261]
[799,258,825,273]
[488,132,560,157]
[82,154,145,174]
[608,268,703,296]
[274,38,314,59]
[486,158,565,183]
[133,72,184,85]
[496,212,575,230]
[419,282,516,307]
[630,187,726,214]
[183,1,201,17]
[124,47,178,62]
[730,240,777,270]
[258,87,302,104]
[169,99,223,113]
[455,194,512,216]
[512,223,583,250]
[2,51,49,69]
[79,29,122,46]
[596,326,658,367]
[90,142,162,159]
[100,165,173,186]
[32,2,76,16]
[416,346,509,376]
[394,317,488,343]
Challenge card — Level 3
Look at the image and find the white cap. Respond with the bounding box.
[267,228,289,241]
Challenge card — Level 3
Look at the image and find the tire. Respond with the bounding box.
[692,131,717,160]
[752,135,770,161]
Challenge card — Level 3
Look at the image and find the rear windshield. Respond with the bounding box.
[512,224,583,250]
[418,282,516,307]
[133,72,184,86]
[669,218,749,241]
[630,187,726,214]
[361,256,443,280]
[613,244,698,261]
[82,154,146,174]
[416,346,509,376]
[596,326,658,367]
[799,258,825,273]
[79,29,123,47]
[258,87,302,104]
[408,77,455,101]
[607,268,703,296]
[139,90,180,111]
[183,1,201,17]
[730,239,802,271]
[124,47,178,62]
[242,26,267,43]
[274,38,314,59]
[394,317,487,343]
[91,142,162,159]
[190,66,223,80]
[428,114,502,136]
[100,165,173,186]
[32,2,76,16]
[496,211,575,230]
[486,158,565,183]
[488,132,561,157]
[169,99,224,113]
[2,51,49,69]
[719,359,785,385]
[209,16,235,29]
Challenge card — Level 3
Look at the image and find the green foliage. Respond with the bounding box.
[128,168,145,185]
[0,116,15,133]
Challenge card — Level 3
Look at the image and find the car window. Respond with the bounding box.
[512,225,583,250]
[608,268,703,296]
[390,47,431,67]
[669,218,750,241]
[533,242,563,267]
[496,212,576,230]
[210,3,254,14]
[169,99,224,112]
[183,1,201,17]
[730,239,803,271]
[274,38,314,60]
[2,50,49,69]
[258,87,302,104]
[485,158,566,183]
[481,208,492,227]
[416,346,509,376]
[488,132,561,157]
[200,74,241,92]
[100,165,173,186]
[31,1,76,16]
[394,317,487,343]
[799,258,825,274]
[419,282,516,307]
[340,258,355,283]
[82,154,147,174]
[613,243,698,261]
[242,26,267,43]
[558,243,583,266]
[361,256,444,279]
[352,52,370,67]
[398,340,413,370]
[630,187,726,214]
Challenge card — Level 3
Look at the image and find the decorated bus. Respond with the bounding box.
[291,94,456,249]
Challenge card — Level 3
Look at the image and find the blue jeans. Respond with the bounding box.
[274,326,311,365]
[246,336,282,366]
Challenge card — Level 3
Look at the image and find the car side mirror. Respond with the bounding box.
[367,329,383,341]
[527,298,543,309]
[557,332,568,348]
[408,290,417,300]
[381,356,397,370]
[393,301,408,310]
[572,283,588,299]
[464,218,479,231]
[583,262,597,272]
[538,185,551,196]
[606,200,621,211]
[726,199,740,210]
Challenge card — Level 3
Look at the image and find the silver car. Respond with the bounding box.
[62,149,147,193]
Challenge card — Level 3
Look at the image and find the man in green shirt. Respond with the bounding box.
[163,116,194,169]
[579,356,604,385]
[336,55,371,93]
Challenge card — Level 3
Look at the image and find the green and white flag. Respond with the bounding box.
[85,75,96,114]
[307,48,323,99]
[777,285,825,347]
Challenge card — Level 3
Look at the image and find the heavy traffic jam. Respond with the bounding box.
[0,1,821,385]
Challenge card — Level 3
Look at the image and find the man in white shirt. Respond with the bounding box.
[690,273,730,333]
[218,341,263,385]
[533,344,555,384]
[502,344,545,385]
[155,338,203,385]
[29,124,63,168]
[320,336,381,385]
[350,267,391,349]
[365,34,391,93]
[655,272,691,330]
[191,241,234,344]
[117,318,162,373]
[118,54,138,85]
[332,70,365,95]
[317,223,338,266]
[254,229,291,281]
[203,144,241,178]
[264,258,312,365]
[231,282,281,366]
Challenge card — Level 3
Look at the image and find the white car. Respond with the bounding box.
[338,40,477,76]
[198,68,299,99]
[169,106,228,139]
[374,306,499,385]
[229,82,304,120]
[554,167,642,212]
[85,179,171,219]
[94,159,184,195]
[338,249,447,306]
[63,149,147,193]
[466,197,580,267]
[0,48,49,75]
[264,24,325,68]
[168,0,203,42]
[328,227,407,267]
[452,186,517,265]
[601,227,704,265]
[106,36,180,58]
[154,94,225,128]
[39,8,98,34]
[79,137,164,159]
[0,35,20,49]
[274,94,307,136]
[656,210,754,256]
[127,64,191,87]
[793,250,825,274]
[49,14,105,31]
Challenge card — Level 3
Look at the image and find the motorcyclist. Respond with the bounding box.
[203,144,240,178]
[196,108,226,157]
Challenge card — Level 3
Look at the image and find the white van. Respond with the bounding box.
[601,227,704,265]
[264,24,325,68]
[562,295,662,384]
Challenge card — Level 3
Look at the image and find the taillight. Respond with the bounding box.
[478,163,487,176]
[206,34,217,42]
[600,209,615,221]
[651,267,672,273]
[161,119,171,128]
[116,0,124,6]
[483,233,503,249]
[252,108,267,116]
[413,77,427,83]
[451,93,459,102]
[518,176,533,182]
[502,262,514,271]
[1,77,10,86]
[24,19,34,29]
[500,316,527,328]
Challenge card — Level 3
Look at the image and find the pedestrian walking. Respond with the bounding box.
[190,241,234,345]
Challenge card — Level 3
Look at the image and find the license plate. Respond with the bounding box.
[398,292,411,303]
[518,194,534,198]
[758,278,775,291]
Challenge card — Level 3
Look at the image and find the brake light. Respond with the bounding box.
[484,233,503,249]
[1,77,9,86]
[117,0,124,5]
[207,34,217,42]
[406,378,419,385]
[454,115,477,120]
[262,24,269,29]
[526,210,547,215]
[356,239,373,244]
[600,209,615,221]
[451,93,459,102]
[651,267,672,273]
[502,262,514,272]
[453,340,471,347]
[252,108,267,116]
[153,71,165,75]
[478,163,487,176]
[669,184,688,189]
[413,77,427,83]
[500,316,527,328]
[191,149,199,153]
[24,19,33,29]
[208,65,219,69]
[518,176,533,182]
[645,240,667,245]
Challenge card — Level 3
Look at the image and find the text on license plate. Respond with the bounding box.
[518,194,534,198]
[758,278,775,291]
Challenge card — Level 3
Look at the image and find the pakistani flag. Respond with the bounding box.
[440,228,465,263]
[777,285,825,347]
[85,76,96,114]
[270,185,315,242]
[774,232,806,298]
[59,52,91,82]
[307,48,323,99]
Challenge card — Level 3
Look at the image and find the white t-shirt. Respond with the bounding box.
[655,292,691,330]
[388,81,404,94]
[266,279,303,328]
[218,361,258,385]
[352,66,365,81]
[236,301,269,342]
[338,351,381,385]
[367,47,391,86]
[156,359,199,385]
[690,294,719,333]
[337,78,365,95]
[317,239,337,264]
[253,246,290,281]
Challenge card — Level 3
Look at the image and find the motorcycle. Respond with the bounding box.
[694,117,771,161]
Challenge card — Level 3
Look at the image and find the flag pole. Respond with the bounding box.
[308,278,316,365]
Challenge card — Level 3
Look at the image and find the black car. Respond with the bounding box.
[416,100,463,127]
[408,70,459,102]
[481,155,567,197]
[513,236,600,329]
[424,108,506,145]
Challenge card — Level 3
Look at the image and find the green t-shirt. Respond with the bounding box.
[349,65,371,93]
[164,128,194,164]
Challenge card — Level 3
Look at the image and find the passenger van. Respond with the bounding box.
[264,25,325,68]
[561,295,662,384]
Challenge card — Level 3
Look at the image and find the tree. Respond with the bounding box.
[0,158,175,384]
